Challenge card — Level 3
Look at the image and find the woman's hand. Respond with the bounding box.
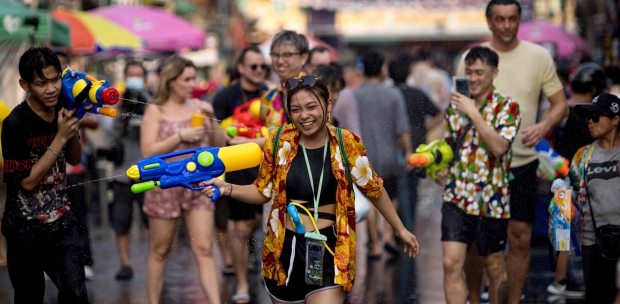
[197,101,215,118]
[200,178,230,198]
[395,228,420,258]
[179,126,205,143]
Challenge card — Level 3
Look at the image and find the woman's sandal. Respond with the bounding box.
[231,293,251,304]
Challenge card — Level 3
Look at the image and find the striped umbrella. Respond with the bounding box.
[52,9,142,54]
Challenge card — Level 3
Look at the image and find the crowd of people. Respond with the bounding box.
[2,0,620,304]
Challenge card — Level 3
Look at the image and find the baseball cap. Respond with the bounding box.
[575,92,620,117]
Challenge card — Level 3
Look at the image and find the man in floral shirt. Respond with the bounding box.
[434,46,520,304]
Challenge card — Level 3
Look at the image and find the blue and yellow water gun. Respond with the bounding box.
[61,67,119,119]
[126,143,262,201]
[409,140,454,180]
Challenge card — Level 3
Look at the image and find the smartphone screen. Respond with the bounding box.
[454,77,470,97]
[305,241,324,285]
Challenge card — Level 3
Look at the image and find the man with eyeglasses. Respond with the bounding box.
[212,45,268,304]
[261,30,309,129]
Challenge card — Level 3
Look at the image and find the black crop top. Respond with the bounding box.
[286,145,337,221]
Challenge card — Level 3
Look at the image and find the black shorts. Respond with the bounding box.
[110,181,147,234]
[382,176,400,199]
[264,226,340,303]
[441,202,508,256]
[508,160,539,223]
[229,198,262,221]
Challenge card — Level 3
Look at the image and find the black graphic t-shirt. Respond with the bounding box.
[212,83,264,186]
[1,101,69,235]
[582,144,620,246]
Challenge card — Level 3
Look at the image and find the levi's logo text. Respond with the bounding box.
[586,161,619,181]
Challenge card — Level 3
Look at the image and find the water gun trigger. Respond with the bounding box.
[183,180,220,202]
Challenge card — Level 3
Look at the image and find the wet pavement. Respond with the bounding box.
[0,180,586,304]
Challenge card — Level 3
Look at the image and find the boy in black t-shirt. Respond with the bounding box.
[1,46,87,303]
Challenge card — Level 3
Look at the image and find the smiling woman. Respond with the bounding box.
[200,75,420,304]
[139,55,227,304]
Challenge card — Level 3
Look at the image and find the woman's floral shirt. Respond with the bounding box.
[443,91,521,219]
[567,142,596,235]
[254,123,383,291]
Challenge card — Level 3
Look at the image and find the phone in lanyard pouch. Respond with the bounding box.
[305,239,325,285]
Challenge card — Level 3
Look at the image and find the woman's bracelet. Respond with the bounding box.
[177,131,185,143]
[47,146,61,158]
[228,183,233,197]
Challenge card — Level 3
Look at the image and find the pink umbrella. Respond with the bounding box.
[465,21,588,60]
[90,5,205,52]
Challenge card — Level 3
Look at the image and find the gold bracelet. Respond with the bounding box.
[47,146,60,158]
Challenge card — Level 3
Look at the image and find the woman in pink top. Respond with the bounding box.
[140,56,227,304]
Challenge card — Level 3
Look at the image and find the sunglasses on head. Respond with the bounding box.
[250,64,269,71]
[284,75,317,92]
[585,112,614,123]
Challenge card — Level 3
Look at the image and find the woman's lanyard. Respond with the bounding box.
[299,135,329,221]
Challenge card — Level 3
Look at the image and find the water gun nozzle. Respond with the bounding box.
[409,155,430,166]
[126,165,141,180]
[101,88,119,105]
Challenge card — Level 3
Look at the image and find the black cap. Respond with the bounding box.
[575,92,620,117]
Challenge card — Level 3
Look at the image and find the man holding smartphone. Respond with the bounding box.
[456,1,568,303]
[438,46,520,304]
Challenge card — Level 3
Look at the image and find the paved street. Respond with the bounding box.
[0,180,585,304]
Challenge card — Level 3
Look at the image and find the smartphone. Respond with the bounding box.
[454,77,470,97]
[305,240,325,285]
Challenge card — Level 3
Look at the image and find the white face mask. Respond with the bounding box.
[125,77,145,91]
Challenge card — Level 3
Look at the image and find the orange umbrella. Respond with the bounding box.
[51,9,142,54]
[52,10,95,54]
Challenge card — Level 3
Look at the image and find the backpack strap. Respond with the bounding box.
[336,128,353,184]
[272,126,284,164]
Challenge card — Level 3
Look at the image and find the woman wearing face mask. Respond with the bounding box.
[140,56,227,304]
[201,76,419,304]
[570,92,620,304]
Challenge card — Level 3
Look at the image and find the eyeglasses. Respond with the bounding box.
[586,112,613,123]
[250,64,269,71]
[270,51,301,60]
[284,76,317,91]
